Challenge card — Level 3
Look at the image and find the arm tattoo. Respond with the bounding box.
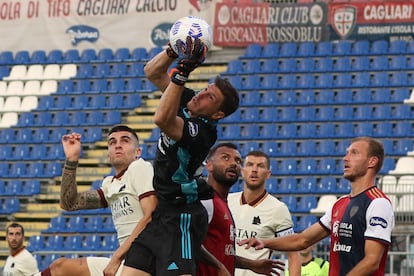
[60,160,101,210]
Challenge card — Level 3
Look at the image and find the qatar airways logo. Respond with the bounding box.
[370,217,388,228]
[333,241,351,252]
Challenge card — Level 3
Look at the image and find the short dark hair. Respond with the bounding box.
[351,136,384,174]
[215,76,239,117]
[245,150,270,169]
[108,125,139,143]
[6,222,24,235]
[206,142,239,160]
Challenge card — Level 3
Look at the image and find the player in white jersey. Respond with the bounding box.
[3,222,39,276]
[35,125,157,276]
[228,150,301,276]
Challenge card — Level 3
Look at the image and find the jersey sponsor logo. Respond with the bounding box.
[369,216,388,228]
[111,195,133,219]
[236,228,258,239]
[188,122,199,137]
[333,241,352,252]
[252,216,261,225]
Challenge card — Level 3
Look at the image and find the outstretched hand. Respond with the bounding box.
[170,36,207,86]
[238,238,265,250]
[252,259,285,276]
[61,132,82,161]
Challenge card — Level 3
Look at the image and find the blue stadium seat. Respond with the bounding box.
[278,123,297,138]
[46,49,63,63]
[226,60,243,74]
[90,79,107,93]
[280,195,297,211]
[278,106,297,122]
[62,49,80,63]
[352,56,370,71]
[114,47,130,61]
[221,108,241,123]
[353,88,371,103]
[0,128,15,142]
[30,50,47,64]
[371,56,388,70]
[297,124,316,138]
[0,145,12,160]
[27,162,45,177]
[243,75,260,90]
[102,110,122,125]
[66,216,85,232]
[391,87,410,102]
[44,235,64,250]
[315,73,333,88]
[335,122,354,137]
[46,144,65,160]
[371,88,391,103]
[259,124,277,139]
[318,158,338,174]
[124,78,143,92]
[371,40,388,54]
[9,162,27,177]
[336,178,351,193]
[297,91,315,105]
[297,177,316,193]
[130,47,147,61]
[333,40,351,55]
[0,163,9,177]
[316,176,337,194]
[241,91,261,106]
[297,158,317,174]
[296,215,317,232]
[63,236,83,251]
[12,145,30,160]
[44,161,62,177]
[315,41,333,56]
[389,39,406,54]
[389,55,406,70]
[73,79,91,94]
[69,95,88,110]
[22,179,41,195]
[277,177,297,194]
[354,122,373,136]
[297,141,316,156]
[351,40,370,55]
[392,104,412,119]
[261,59,278,73]
[103,217,116,232]
[27,235,45,252]
[84,234,102,250]
[296,196,317,213]
[0,51,13,65]
[335,106,353,120]
[106,94,123,109]
[33,112,52,126]
[240,141,260,156]
[80,49,97,62]
[15,50,30,64]
[354,105,372,119]
[261,75,278,89]
[88,95,106,109]
[278,141,297,156]
[297,42,315,57]
[123,94,141,109]
[15,128,33,143]
[353,72,370,87]
[109,63,127,77]
[334,89,353,104]
[4,180,22,195]
[93,63,111,78]
[316,140,336,156]
[262,43,279,58]
[261,91,279,106]
[315,57,333,72]
[280,42,297,57]
[57,79,74,94]
[242,44,262,58]
[77,63,94,78]
[43,216,67,233]
[83,127,103,143]
[261,141,280,157]
[0,65,10,77]
[2,198,20,213]
[315,90,334,104]
[240,108,260,122]
[394,139,413,155]
[374,121,393,137]
[297,106,316,121]
[50,111,69,126]
[95,48,114,62]
[241,125,260,139]
[297,74,315,88]
[297,58,315,72]
[224,75,242,90]
[334,73,352,88]
[102,235,118,250]
[243,59,261,73]
[17,112,34,127]
[334,57,351,71]
[279,59,296,72]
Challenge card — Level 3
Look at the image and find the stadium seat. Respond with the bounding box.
[0,65,10,78]
[0,163,9,176]
[371,56,388,70]
[352,56,370,71]
[80,49,97,62]
[262,43,279,58]
[109,63,127,78]
[298,58,315,72]
[295,215,318,232]
[130,47,147,61]
[242,44,262,58]
[4,65,27,80]
[0,145,12,160]
[46,49,63,63]
[297,176,317,194]
[221,108,241,123]
[0,112,18,128]
[297,158,317,174]
[27,235,45,252]
[310,195,337,215]
[318,158,337,174]
[315,57,333,72]
[297,106,316,121]
[113,47,130,61]
[297,42,315,57]
[334,57,351,71]
[297,140,316,156]
[279,59,296,72]
[296,196,317,213]
[278,106,297,121]
[63,236,83,251]
[259,124,277,139]
[297,74,314,88]
[16,128,33,143]
[30,50,47,64]
[17,112,35,127]
[280,195,297,212]
[389,39,406,54]
[243,59,261,73]
[95,48,114,62]
[279,42,297,57]
[15,50,30,64]
[297,90,315,105]
[261,59,278,73]
[315,73,333,88]
[94,63,111,78]
[240,141,260,156]
[88,95,106,109]
[278,123,297,138]
[391,87,411,102]
[26,64,44,80]
[44,235,64,250]
[333,40,351,55]
[62,49,80,63]
[394,139,413,155]
[335,106,353,120]
[354,105,372,119]
[261,141,280,157]
[351,40,370,55]
[278,159,297,175]
[241,124,260,139]
[353,72,370,87]
[334,89,353,104]
[0,51,13,65]
[77,63,94,78]
[261,75,278,90]
[371,88,391,103]
[352,88,371,103]
[59,64,77,79]
[297,124,316,138]
[73,79,91,94]
[315,41,333,56]
[389,55,407,70]
[277,177,297,194]
[371,40,388,54]
[277,90,296,106]
[84,234,102,250]
[102,235,118,250]
[243,75,260,90]
[334,73,352,88]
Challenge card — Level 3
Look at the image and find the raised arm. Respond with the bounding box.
[144,47,176,93]
[60,133,103,211]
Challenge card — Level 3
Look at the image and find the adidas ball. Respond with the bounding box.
[169,16,212,55]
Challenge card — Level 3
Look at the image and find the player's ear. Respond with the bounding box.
[211,111,225,120]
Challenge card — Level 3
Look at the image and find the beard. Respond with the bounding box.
[212,170,238,187]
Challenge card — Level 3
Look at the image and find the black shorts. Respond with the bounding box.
[124,201,208,275]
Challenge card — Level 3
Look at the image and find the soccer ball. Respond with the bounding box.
[169,16,212,55]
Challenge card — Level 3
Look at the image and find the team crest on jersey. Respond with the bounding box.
[332,6,356,39]
[252,216,261,225]
[188,122,199,137]
[332,220,340,237]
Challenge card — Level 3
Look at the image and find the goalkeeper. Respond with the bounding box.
[121,36,240,276]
